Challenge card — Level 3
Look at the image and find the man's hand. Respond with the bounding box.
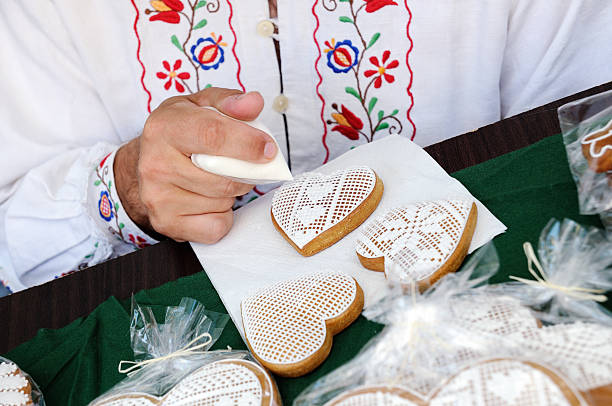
[114,88,277,243]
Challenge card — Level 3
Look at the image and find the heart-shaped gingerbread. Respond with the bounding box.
[429,359,584,406]
[355,200,477,288]
[581,119,612,173]
[271,166,383,256]
[91,359,279,406]
[326,359,584,406]
[241,271,364,377]
[520,322,612,396]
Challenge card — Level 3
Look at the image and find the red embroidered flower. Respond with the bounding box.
[329,104,364,140]
[364,50,399,88]
[364,0,398,13]
[156,59,191,92]
[146,0,184,24]
[129,234,151,249]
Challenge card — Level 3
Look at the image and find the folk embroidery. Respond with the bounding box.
[314,0,414,162]
[132,0,244,112]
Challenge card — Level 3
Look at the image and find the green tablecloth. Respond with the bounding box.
[4,134,605,406]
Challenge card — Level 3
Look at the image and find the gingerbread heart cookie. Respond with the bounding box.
[355,200,477,288]
[91,359,279,406]
[521,322,612,396]
[429,359,584,406]
[581,118,612,173]
[0,362,33,406]
[271,166,383,256]
[241,271,364,377]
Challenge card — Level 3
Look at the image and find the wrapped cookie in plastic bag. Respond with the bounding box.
[294,242,612,405]
[558,90,612,232]
[89,297,281,406]
[0,356,46,406]
[491,218,612,326]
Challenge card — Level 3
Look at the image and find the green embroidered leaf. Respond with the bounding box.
[85,254,93,259]
[345,86,361,101]
[94,180,101,186]
[205,83,212,89]
[193,19,208,30]
[171,35,182,51]
[339,0,350,2]
[391,109,399,116]
[378,110,384,121]
[108,181,113,188]
[339,16,353,24]
[376,122,390,131]
[195,0,207,9]
[95,242,99,248]
[114,202,119,211]
[119,223,125,229]
[368,97,378,114]
[367,33,381,49]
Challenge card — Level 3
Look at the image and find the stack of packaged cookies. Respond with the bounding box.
[294,218,612,405]
[559,90,612,233]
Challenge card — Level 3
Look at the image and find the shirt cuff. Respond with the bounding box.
[88,149,158,250]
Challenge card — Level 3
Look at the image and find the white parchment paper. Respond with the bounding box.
[191,136,506,337]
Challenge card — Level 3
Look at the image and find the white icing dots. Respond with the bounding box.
[272,166,377,249]
[356,200,472,281]
[241,272,358,365]
[0,362,31,406]
[0,363,18,377]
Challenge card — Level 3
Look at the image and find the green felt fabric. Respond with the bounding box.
[4,134,606,406]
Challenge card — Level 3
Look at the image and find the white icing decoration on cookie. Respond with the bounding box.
[163,361,264,405]
[521,322,612,391]
[272,166,377,249]
[356,200,472,281]
[0,362,18,377]
[450,295,539,340]
[581,119,612,158]
[92,360,272,406]
[326,388,420,406]
[241,271,358,365]
[429,359,576,406]
[0,392,30,406]
[0,363,30,406]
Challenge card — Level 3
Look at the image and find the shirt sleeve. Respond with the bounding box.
[0,144,158,293]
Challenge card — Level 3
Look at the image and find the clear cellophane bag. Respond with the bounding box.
[0,355,45,406]
[295,235,612,406]
[558,90,612,233]
[88,297,281,405]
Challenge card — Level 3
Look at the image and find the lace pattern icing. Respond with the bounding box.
[93,360,270,406]
[521,322,612,391]
[241,271,358,365]
[327,387,420,406]
[356,200,472,281]
[429,359,576,406]
[0,362,31,406]
[272,166,377,249]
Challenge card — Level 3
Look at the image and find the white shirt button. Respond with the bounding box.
[256,20,275,37]
[272,95,289,113]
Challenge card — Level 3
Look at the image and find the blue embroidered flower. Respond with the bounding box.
[190,34,227,70]
[324,39,359,73]
[98,191,114,222]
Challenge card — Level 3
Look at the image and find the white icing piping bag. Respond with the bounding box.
[191,107,293,184]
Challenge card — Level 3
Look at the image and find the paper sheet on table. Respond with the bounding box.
[191,136,506,337]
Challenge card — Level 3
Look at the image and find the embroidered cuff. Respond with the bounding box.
[89,150,158,250]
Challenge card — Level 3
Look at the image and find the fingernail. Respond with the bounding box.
[264,141,277,159]
[233,91,249,100]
